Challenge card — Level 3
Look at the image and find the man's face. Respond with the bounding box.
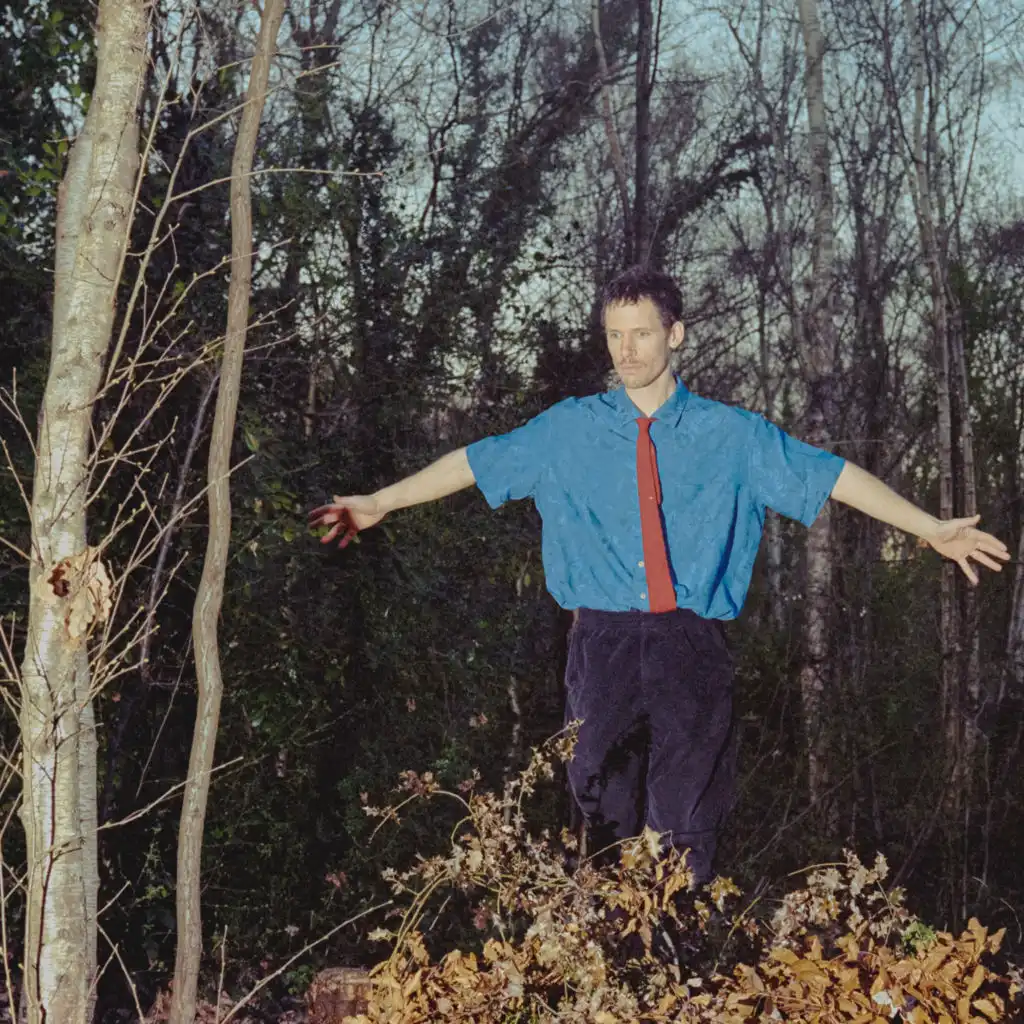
[604,298,684,389]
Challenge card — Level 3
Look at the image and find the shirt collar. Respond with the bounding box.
[607,375,690,427]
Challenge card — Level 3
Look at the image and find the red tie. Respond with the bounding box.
[636,417,676,613]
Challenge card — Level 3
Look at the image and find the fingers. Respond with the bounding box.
[957,557,979,586]
[307,504,338,524]
[309,502,360,548]
[967,525,1010,549]
[971,551,1004,572]
[309,497,364,522]
[319,518,359,547]
[320,521,343,545]
[309,501,352,546]
[975,535,1010,559]
[310,494,376,551]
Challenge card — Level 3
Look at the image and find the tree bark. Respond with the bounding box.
[18,1,148,1022]
[593,0,632,262]
[1004,523,1024,699]
[951,299,980,841]
[737,5,799,635]
[795,0,837,817]
[168,4,286,1023]
[633,0,654,264]
[901,0,960,815]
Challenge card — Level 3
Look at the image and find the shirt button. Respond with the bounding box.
[638,560,645,568]
[640,591,647,600]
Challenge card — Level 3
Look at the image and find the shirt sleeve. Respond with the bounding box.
[746,413,845,527]
[466,407,555,509]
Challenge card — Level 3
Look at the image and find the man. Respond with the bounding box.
[309,265,1008,885]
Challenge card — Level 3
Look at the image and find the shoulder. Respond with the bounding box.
[517,396,583,433]
[684,392,764,437]
[548,395,589,417]
[539,392,609,424]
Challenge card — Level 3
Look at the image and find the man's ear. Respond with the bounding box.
[669,321,685,350]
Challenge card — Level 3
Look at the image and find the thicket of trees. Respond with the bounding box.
[1,0,1024,1019]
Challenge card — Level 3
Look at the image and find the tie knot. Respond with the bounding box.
[636,416,655,434]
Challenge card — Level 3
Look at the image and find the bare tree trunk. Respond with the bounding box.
[99,372,218,827]
[18,2,148,1022]
[946,192,979,925]
[795,0,837,818]
[304,357,318,439]
[901,0,960,818]
[755,219,790,632]
[757,287,787,634]
[951,305,980,859]
[738,6,800,635]
[168,4,286,1022]
[593,0,632,261]
[1004,523,1024,700]
[633,0,654,264]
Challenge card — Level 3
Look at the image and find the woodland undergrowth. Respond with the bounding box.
[347,730,1023,1023]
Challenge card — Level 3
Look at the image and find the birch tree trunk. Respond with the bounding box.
[168,4,286,1022]
[795,0,837,815]
[18,2,147,1021]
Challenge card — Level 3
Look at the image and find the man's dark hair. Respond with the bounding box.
[601,265,683,329]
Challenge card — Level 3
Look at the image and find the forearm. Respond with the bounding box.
[374,447,476,514]
[829,461,940,543]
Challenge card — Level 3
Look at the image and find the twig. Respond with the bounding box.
[218,902,392,1024]
[96,921,145,1023]
[167,165,384,207]
[136,637,193,799]
[139,372,219,678]
[215,925,229,1024]
[0,781,21,1019]
[98,756,244,831]
[0,433,34,524]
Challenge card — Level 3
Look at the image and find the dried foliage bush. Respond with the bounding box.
[344,733,1022,1023]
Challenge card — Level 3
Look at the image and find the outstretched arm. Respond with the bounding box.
[375,447,476,512]
[829,461,1009,584]
[308,447,476,547]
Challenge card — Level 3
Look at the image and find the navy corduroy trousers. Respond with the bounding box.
[565,607,736,885]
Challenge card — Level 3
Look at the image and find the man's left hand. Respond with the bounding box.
[928,515,1011,585]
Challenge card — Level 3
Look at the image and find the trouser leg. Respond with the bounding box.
[564,619,645,861]
[643,613,736,886]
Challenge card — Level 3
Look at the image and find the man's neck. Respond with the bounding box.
[625,369,677,418]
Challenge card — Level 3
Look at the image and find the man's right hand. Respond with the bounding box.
[307,494,387,548]
[308,448,475,549]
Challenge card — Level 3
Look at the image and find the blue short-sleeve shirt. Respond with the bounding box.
[466,380,845,619]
